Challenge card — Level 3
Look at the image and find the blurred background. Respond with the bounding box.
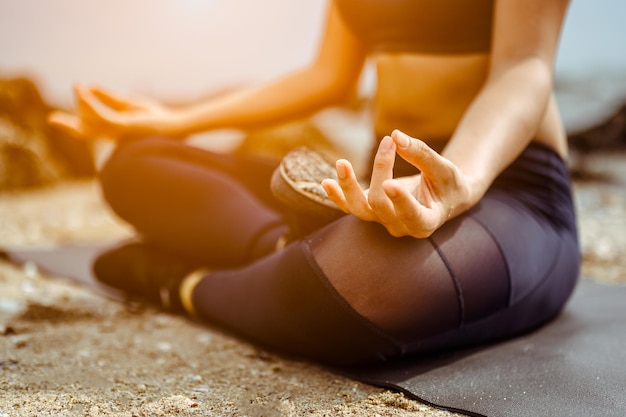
[0,0,326,107]
[0,0,625,188]
[2,0,626,128]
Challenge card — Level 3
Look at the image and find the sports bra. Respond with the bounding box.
[334,0,494,54]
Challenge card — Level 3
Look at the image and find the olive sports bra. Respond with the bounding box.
[334,0,494,54]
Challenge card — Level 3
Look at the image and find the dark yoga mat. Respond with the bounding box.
[3,244,626,416]
[2,243,125,300]
[340,279,626,417]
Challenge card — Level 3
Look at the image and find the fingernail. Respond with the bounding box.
[379,136,394,152]
[394,130,410,148]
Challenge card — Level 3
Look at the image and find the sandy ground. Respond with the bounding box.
[0,149,625,416]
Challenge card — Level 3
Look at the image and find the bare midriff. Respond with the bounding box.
[372,53,568,158]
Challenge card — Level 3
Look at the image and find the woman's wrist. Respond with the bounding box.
[144,106,195,137]
[448,173,488,220]
[161,105,220,137]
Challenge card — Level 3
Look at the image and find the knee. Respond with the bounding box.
[100,137,157,178]
[98,137,169,213]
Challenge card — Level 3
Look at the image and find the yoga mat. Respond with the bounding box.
[2,243,124,300]
[3,244,625,416]
[340,279,626,417]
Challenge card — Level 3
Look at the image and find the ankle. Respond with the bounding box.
[179,268,209,317]
[249,224,290,260]
[94,242,201,313]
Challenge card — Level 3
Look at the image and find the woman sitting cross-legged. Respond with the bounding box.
[49,0,579,365]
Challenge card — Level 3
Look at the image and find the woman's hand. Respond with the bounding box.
[48,86,174,140]
[322,130,478,238]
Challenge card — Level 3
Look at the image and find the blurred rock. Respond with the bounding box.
[0,77,95,191]
[568,101,626,180]
[568,101,626,152]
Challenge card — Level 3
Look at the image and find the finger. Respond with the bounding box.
[90,87,132,111]
[47,111,88,139]
[367,135,397,217]
[391,129,453,181]
[383,180,439,238]
[76,86,117,124]
[335,159,378,221]
[75,86,102,119]
[321,179,351,213]
[370,135,396,187]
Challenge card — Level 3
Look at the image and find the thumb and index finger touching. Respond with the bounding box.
[390,130,446,178]
[47,85,118,139]
[87,86,130,111]
[389,129,459,191]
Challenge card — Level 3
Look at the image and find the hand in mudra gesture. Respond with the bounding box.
[323,130,474,238]
[48,86,172,140]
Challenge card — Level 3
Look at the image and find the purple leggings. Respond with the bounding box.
[99,138,580,364]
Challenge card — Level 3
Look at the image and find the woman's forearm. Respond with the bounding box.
[442,57,554,209]
[162,63,359,136]
[442,0,569,212]
[54,2,366,140]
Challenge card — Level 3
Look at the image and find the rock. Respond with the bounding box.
[0,77,96,190]
[569,101,626,152]
[568,101,626,180]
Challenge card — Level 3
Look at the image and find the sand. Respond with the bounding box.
[1,149,625,416]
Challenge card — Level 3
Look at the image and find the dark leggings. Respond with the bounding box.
[99,137,580,365]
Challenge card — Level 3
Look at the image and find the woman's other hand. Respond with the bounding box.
[47,86,174,140]
[323,130,476,238]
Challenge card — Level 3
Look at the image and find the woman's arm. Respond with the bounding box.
[323,0,570,238]
[441,0,570,208]
[49,1,366,138]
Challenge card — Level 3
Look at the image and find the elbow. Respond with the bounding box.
[524,57,555,112]
[527,56,554,94]
[322,84,359,108]
[486,56,555,120]
[315,78,360,109]
[489,55,554,94]
[484,56,556,136]
[308,66,362,108]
